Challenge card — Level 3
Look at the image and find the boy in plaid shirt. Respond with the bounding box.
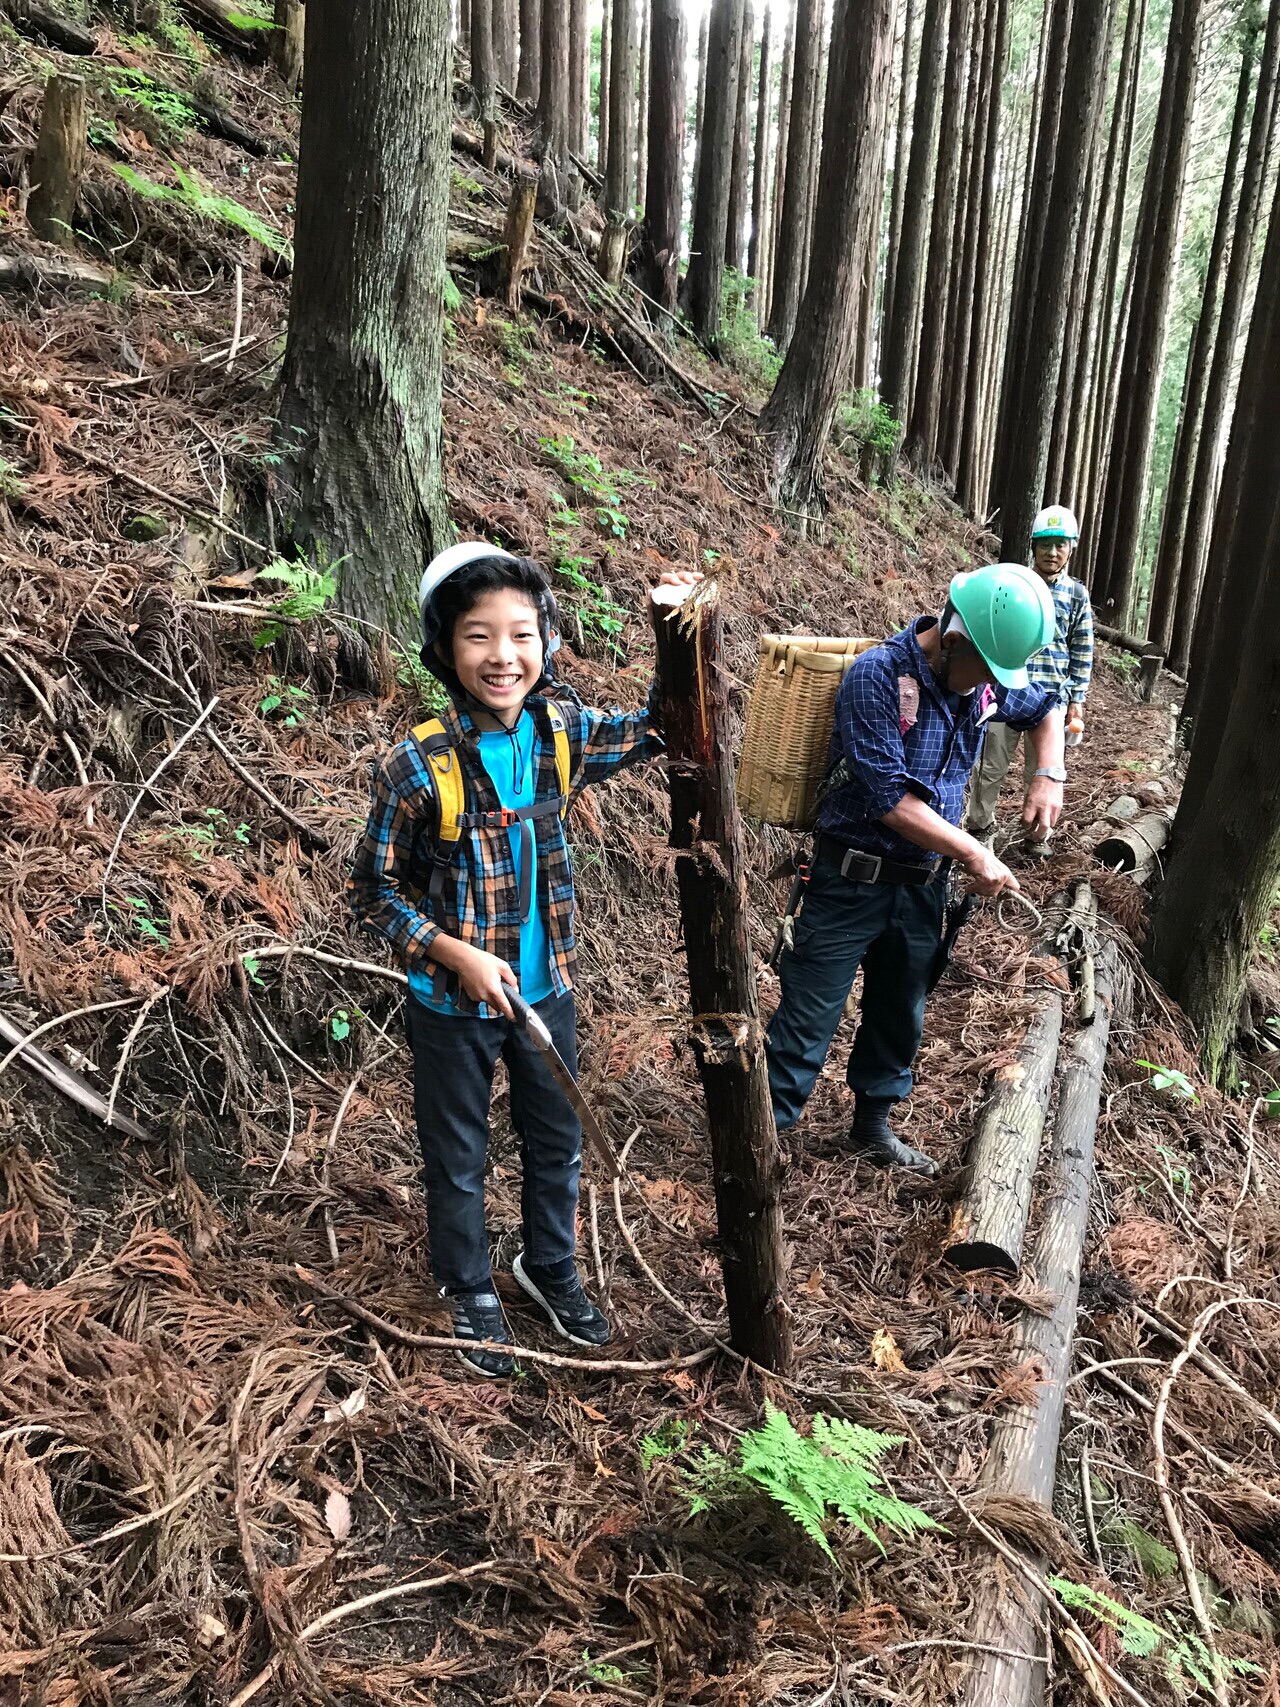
[966,505,1093,854]
[350,543,696,1375]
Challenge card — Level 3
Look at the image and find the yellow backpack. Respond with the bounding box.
[409,705,572,906]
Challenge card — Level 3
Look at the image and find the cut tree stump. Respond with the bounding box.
[3,1,97,54]
[964,942,1128,1707]
[499,173,537,308]
[271,0,304,92]
[1094,810,1172,884]
[27,72,86,247]
[946,997,1065,1275]
[650,582,792,1374]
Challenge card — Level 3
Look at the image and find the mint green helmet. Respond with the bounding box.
[948,563,1055,689]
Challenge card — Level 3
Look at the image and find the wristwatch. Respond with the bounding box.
[1034,765,1068,782]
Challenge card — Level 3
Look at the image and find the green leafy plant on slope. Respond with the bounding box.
[112,161,290,257]
[1051,1577,1260,1694]
[672,1403,939,1563]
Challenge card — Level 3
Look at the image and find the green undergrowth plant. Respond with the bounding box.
[1136,1058,1200,1103]
[546,494,628,654]
[538,434,652,539]
[164,806,250,863]
[833,389,903,466]
[717,268,781,392]
[659,1403,939,1564]
[1050,1577,1260,1693]
[257,677,311,728]
[252,557,338,647]
[112,162,290,257]
[110,895,170,950]
[107,68,196,140]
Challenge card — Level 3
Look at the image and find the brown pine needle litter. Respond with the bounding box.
[1,28,1279,1707]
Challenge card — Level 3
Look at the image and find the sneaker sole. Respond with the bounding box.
[453,1346,513,1379]
[513,1254,610,1348]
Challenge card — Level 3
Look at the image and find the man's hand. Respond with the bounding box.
[653,568,703,594]
[960,839,1020,897]
[445,943,519,1016]
[1022,775,1064,841]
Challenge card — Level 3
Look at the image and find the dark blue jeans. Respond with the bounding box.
[406,990,582,1294]
[766,863,946,1130]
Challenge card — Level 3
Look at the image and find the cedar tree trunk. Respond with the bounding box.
[683,0,746,342]
[638,0,686,308]
[766,0,822,347]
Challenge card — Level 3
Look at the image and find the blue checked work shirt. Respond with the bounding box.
[816,617,1056,867]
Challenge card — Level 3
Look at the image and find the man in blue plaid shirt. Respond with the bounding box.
[767,564,1067,1175]
[967,505,1093,854]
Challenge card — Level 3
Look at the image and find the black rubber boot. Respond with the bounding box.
[847,1095,939,1176]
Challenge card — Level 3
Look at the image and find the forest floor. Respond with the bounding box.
[2,15,1280,1707]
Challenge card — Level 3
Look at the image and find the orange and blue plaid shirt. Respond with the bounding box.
[348,690,660,1016]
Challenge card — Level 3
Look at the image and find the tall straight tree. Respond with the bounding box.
[766,0,823,346]
[763,0,796,323]
[956,0,1009,509]
[279,0,450,638]
[636,0,651,208]
[598,0,612,169]
[689,1,710,237]
[1175,0,1280,680]
[537,0,576,215]
[747,1,773,286]
[471,0,499,166]
[569,0,588,150]
[1146,18,1258,653]
[518,0,541,101]
[638,0,687,309]
[1148,176,1280,1082]
[599,0,637,279]
[1090,0,1205,623]
[879,0,946,427]
[684,0,747,342]
[903,0,971,469]
[761,0,894,509]
[937,0,987,477]
[493,0,517,86]
[726,0,755,269]
[881,0,918,360]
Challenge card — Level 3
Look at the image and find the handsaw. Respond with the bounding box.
[502,985,622,1180]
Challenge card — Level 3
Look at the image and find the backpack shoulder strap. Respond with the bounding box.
[546,703,571,818]
[409,717,465,846]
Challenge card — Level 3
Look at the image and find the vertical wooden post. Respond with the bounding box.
[272,0,305,92]
[500,172,538,307]
[650,584,793,1374]
[27,73,87,248]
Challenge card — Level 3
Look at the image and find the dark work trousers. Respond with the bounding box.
[406,990,582,1295]
[766,862,946,1131]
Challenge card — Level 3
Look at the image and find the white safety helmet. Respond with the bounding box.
[416,541,561,703]
[1030,505,1080,545]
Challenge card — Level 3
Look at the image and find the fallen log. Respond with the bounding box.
[0,248,113,290]
[189,94,275,156]
[965,941,1128,1707]
[946,999,1064,1275]
[1093,810,1171,884]
[1095,621,1159,658]
[3,0,98,54]
[650,581,792,1373]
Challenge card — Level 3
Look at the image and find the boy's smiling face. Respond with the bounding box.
[447,587,545,723]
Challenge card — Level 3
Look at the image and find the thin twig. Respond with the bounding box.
[0,995,148,1080]
[0,1476,207,1563]
[322,1077,362,1264]
[228,262,244,366]
[56,435,266,551]
[105,985,170,1128]
[1223,1098,1262,1282]
[100,697,221,916]
[226,1557,505,1707]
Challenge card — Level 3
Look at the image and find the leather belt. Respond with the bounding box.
[815,833,937,886]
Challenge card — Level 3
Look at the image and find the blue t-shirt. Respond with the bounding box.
[409,710,555,1013]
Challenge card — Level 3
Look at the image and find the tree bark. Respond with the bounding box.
[1147,193,1280,1080]
[687,0,709,251]
[1175,0,1280,683]
[956,0,1007,510]
[796,8,826,296]
[27,72,87,249]
[904,0,971,470]
[637,0,686,310]
[1091,0,1205,625]
[459,0,471,54]
[471,0,499,166]
[747,0,772,286]
[518,0,541,101]
[1095,811,1172,883]
[271,0,304,93]
[683,0,746,343]
[598,0,612,171]
[965,945,1126,1705]
[500,172,538,306]
[278,0,450,642]
[761,0,795,325]
[181,0,270,56]
[766,0,822,348]
[635,0,650,210]
[537,0,577,217]
[650,586,793,1374]
[725,0,755,271]
[759,0,894,511]
[938,0,988,480]
[568,0,588,151]
[599,0,637,280]
[880,0,917,372]
[493,0,517,89]
[995,0,1113,564]
[853,24,891,392]
[947,996,1064,1275]
[878,0,946,427]
[1146,24,1256,654]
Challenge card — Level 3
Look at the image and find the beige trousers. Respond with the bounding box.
[966,720,1039,837]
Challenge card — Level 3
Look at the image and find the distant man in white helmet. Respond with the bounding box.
[966,505,1093,856]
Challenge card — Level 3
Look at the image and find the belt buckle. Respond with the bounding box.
[843,848,882,883]
[494,807,518,828]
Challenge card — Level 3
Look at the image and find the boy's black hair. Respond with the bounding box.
[431,555,558,659]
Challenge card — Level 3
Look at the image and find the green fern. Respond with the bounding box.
[1050,1577,1261,1690]
[111,162,290,257]
[252,558,338,647]
[683,1404,939,1563]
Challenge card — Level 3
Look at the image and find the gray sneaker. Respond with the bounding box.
[514,1252,611,1347]
[446,1288,515,1378]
